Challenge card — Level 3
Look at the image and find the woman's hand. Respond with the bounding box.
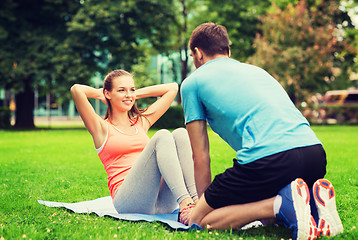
[134,83,178,100]
[97,88,107,105]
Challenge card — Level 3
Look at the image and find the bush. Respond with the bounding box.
[151,105,185,129]
[0,107,11,128]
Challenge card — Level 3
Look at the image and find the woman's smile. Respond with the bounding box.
[123,99,133,105]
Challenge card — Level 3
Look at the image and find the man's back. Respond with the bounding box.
[181,57,321,164]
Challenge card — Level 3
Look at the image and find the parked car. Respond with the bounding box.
[321,89,358,123]
[323,89,358,105]
[302,89,358,124]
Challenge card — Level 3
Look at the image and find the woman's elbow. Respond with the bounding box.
[70,84,76,91]
[70,84,82,98]
[170,82,179,93]
[70,84,80,93]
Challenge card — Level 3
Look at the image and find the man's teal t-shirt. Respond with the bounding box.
[181,58,321,164]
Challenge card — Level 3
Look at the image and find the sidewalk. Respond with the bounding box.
[34,116,85,127]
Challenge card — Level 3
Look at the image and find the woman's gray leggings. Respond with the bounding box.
[113,128,198,215]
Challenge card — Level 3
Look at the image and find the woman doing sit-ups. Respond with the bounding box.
[71,69,198,225]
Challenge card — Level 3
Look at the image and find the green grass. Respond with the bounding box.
[0,126,357,239]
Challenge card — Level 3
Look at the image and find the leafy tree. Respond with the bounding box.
[248,0,356,104]
[0,0,177,128]
[202,0,271,61]
[67,0,177,71]
[340,0,358,87]
[0,0,84,128]
[271,0,357,90]
[153,0,207,104]
[163,0,273,93]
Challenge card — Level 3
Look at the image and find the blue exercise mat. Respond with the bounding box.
[38,196,262,231]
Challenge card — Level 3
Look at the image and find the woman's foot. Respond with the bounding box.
[178,203,195,225]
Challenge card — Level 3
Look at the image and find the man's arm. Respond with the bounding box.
[186,120,211,197]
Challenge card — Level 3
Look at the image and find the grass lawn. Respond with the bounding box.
[0,125,357,239]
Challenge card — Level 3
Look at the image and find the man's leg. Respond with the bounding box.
[189,195,276,229]
[191,178,319,240]
[312,179,343,237]
[275,178,317,240]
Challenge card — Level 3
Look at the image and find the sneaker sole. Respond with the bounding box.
[313,179,344,237]
[292,178,317,240]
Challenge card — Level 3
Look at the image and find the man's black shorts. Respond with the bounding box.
[204,144,327,209]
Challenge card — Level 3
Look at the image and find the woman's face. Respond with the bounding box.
[106,75,136,112]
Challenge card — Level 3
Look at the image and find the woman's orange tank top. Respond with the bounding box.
[97,120,150,198]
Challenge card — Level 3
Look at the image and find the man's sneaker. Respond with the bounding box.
[312,179,344,237]
[276,178,317,240]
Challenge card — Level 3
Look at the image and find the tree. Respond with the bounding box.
[163,0,271,104]
[161,0,206,104]
[67,0,177,70]
[271,0,357,90]
[0,0,84,128]
[339,0,358,87]
[248,0,356,104]
[0,0,177,128]
[203,0,271,61]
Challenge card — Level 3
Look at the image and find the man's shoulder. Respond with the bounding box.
[181,74,198,91]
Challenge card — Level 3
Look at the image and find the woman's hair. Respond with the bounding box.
[189,22,230,56]
[103,69,145,125]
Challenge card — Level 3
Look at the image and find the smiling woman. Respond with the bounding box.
[70,69,198,225]
[108,78,136,109]
[101,70,140,126]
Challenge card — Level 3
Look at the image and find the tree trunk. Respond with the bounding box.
[14,78,35,128]
[178,44,189,105]
[177,0,188,105]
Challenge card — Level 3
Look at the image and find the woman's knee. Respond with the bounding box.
[172,128,189,139]
[172,128,191,145]
[152,129,173,142]
[153,129,171,137]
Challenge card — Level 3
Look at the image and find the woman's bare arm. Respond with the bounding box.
[70,84,107,148]
[135,83,178,131]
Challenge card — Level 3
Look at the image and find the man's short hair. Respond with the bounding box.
[189,22,230,56]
